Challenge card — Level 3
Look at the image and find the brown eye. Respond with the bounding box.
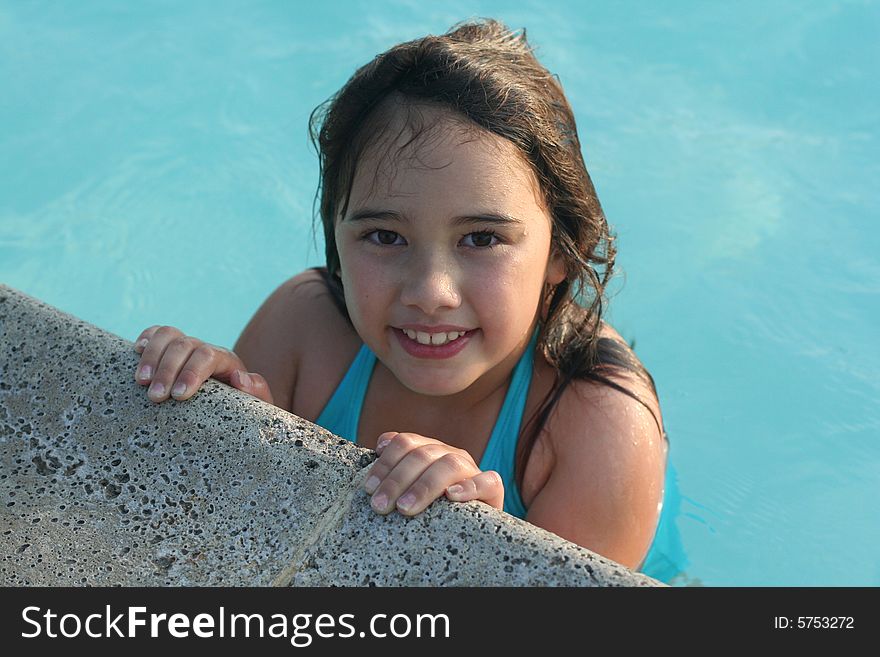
[464,231,498,248]
[369,230,403,245]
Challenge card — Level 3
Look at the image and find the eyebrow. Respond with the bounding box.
[344,208,525,226]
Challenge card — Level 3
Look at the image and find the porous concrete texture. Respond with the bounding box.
[0,284,663,587]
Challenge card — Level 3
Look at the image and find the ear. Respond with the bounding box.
[546,248,566,286]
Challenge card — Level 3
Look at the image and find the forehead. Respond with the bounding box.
[344,101,547,218]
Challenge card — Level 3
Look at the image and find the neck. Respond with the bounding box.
[378,325,535,423]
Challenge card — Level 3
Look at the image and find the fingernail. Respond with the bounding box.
[148,382,165,398]
[376,437,391,451]
[239,371,251,387]
[396,492,416,511]
[364,475,380,494]
[447,484,463,495]
[171,382,187,397]
[136,338,148,350]
[138,365,152,381]
[371,493,388,511]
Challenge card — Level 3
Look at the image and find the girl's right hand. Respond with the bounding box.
[133,325,275,405]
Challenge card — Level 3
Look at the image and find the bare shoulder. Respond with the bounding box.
[524,321,667,570]
[233,268,356,411]
[596,320,664,430]
[552,320,664,445]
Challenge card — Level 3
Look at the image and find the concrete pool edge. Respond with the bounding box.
[0,283,662,587]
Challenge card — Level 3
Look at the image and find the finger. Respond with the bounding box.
[363,432,429,495]
[368,445,441,515]
[230,370,275,405]
[133,325,162,353]
[394,451,480,516]
[166,343,224,401]
[374,431,399,455]
[148,334,205,402]
[445,470,505,510]
[371,431,435,467]
[372,446,474,516]
[135,325,184,386]
[198,344,249,385]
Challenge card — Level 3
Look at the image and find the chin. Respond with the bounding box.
[395,367,474,397]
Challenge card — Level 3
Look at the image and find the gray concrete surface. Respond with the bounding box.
[0,283,662,586]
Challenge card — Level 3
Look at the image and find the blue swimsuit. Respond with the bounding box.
[315,330,673,579]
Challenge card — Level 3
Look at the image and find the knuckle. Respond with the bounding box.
[412,443,442,459]
[395,433,419,449]
[170,335,193,350]
[439,452,471,471]
[152,368,175,385]
[176,368,202,386]
[405,446,442,469]
[380,471,408,492]
[405,480,431,499]
[423,466,454,490]
[483,470,503,488]
[368,465,389,483]
[379,437,406,458]
[153,358,178,377]
[192,343,215,360]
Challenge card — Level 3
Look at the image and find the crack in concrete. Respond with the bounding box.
[270,463,374,587]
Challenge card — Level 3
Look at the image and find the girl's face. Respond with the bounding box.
[335,105,565,397]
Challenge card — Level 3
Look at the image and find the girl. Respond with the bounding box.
[132,19,668,574]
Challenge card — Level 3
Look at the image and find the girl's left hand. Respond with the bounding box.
[364,431,504,516]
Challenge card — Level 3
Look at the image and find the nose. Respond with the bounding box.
[398,250,462,315]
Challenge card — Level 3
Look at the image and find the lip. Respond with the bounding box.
[392,327,476,360]
[395,323,473,333]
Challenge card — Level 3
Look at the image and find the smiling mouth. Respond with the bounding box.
[398,328,470,346]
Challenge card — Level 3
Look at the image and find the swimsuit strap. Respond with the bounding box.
[477,328,538,519]
[314,344,377,444]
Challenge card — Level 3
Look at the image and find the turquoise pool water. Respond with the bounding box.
[2,1,877,586]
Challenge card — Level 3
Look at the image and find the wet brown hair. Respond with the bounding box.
[308,18,667,495]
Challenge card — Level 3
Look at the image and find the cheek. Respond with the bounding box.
[338,248,391,326]
[342,255,386,289]
[470,255,543,321]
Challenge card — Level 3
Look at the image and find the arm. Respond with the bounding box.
[525,380,667,570]
[233,269,326,411]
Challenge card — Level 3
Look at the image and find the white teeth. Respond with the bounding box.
[401,329,466,346]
